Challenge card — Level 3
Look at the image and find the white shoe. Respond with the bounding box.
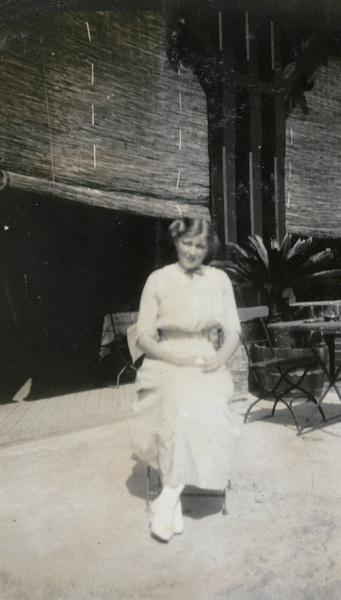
[173,500,184,535]
[150,497,174,542]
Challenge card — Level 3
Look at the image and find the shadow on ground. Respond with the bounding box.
[126,457,226,519]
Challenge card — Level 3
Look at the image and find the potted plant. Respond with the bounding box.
[211,234,341,397]
[212,234,340,325]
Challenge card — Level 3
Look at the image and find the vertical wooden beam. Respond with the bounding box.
[247,11,258,77]
[221,82,237,244]
[273,24,286,243]
[274,129,286,243]
[249,96,263,237]
[209,138,226,248]
[221,11,237,245]
[248,151,255,234]
[209,10,287,247]
[247,11,263,237]
[245,11,250,62]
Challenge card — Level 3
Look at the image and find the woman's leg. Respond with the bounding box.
[150,483,185,542]
[173,497,184,535]
[161,484,185,534]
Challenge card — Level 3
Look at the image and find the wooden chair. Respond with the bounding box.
[239,306,326,432]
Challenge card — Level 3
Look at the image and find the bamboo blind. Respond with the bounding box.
[0,11,210,218]
[285,56,341,238]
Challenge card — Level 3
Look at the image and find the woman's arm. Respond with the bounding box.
[137,333,201,367]
[201,269,241,372]
[201,329,240,373]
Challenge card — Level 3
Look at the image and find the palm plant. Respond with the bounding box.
[211,234,341,323]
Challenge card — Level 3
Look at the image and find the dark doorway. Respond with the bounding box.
[0,188,171,401]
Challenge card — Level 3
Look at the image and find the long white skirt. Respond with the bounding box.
[129,335,241,489]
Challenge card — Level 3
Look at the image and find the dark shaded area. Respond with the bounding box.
[291,236,341,302]
[235,87,251,243]
[0,189,172,401]
[126,458,226,517]
[261,93,276,243]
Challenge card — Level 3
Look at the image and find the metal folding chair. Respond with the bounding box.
[115,320,144,387]
[99,314,141,387]
[239,307,327,432]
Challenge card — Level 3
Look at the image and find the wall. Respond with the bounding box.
[285,56,341,238]
[0,11,209,217]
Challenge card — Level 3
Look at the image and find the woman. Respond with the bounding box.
[129,217,241,542]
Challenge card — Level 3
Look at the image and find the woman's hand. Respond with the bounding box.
[138,333,202,367]
[173,354,204,367]
[138,330,240,371]
[148,352,205,368]
[199,353,227,373]
[201,331,241,373]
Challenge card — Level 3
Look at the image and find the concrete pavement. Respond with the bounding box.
[1,385,341,599]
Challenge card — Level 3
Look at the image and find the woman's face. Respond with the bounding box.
[175,233,208,272]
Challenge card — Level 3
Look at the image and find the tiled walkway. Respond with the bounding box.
[0,384,134,446]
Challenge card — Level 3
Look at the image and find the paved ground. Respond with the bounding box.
[1,383,341,599]
[0,383,132,447]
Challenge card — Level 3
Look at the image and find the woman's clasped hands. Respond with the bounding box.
[194,352,228,373]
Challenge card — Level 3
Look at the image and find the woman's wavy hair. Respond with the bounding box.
[168,217,220,256]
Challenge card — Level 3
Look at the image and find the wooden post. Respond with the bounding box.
[274,116,286,244]
[248,11,263,237]
[273,24,286,243]
[221,12,237,245]
[208,9,287,247]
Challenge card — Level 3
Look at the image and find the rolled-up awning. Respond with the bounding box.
[0,11,210,219]
[2,171,210,219]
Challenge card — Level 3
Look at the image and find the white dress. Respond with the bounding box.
[129,263,241,490]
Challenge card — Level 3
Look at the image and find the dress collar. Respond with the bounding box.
[176,262,205,277]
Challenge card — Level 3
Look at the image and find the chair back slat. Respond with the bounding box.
[238,307,275,364]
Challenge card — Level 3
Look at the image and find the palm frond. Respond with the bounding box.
[295,249,334,275]
[226,261,267,286]
[286,236,312,260]
[211,258,260,286]
[277,233,293,257]
[214,235,340,312]
[296,269,341,287]
[287,248,334,279]
[246,235,269,269]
